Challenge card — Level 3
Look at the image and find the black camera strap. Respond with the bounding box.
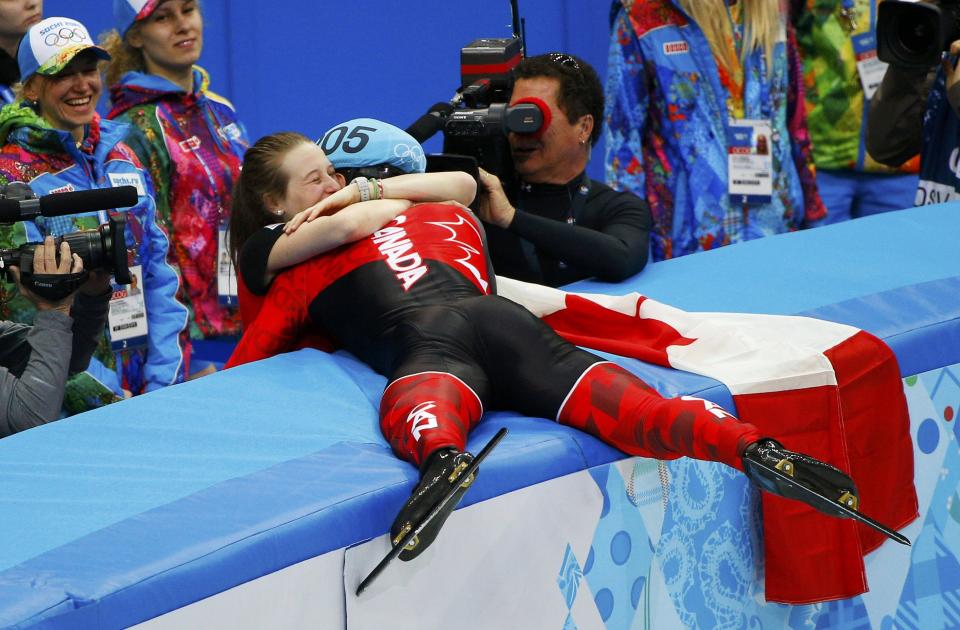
[23,270,90,302]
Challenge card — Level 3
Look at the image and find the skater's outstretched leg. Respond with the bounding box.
[557,362,761,469]
[557,362,876,523]
[379,371,484,560]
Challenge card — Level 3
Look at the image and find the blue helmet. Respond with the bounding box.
[318,118,426,175]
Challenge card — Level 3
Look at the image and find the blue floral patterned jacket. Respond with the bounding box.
[605,0,825,261]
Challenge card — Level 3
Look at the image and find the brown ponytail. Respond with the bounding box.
[229,131,313,266]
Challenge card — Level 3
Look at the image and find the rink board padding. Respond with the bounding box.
[0,204,958,628]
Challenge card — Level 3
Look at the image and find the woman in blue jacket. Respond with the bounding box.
[606,0,825,260]
[0,16,187,411]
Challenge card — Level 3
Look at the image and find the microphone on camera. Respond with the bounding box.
[0,186,139,222]
[406,102,455,143]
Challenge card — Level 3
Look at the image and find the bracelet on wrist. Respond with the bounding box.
[375,179,384,200]
[354,177,371,203]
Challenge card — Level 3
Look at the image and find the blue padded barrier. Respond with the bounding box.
[0,203,957,627]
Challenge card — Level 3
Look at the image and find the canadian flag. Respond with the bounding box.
[497,276,919,604]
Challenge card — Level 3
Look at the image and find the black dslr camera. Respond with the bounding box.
[878,0,960,70]
[0,183,136,301]
[406,0,542,180]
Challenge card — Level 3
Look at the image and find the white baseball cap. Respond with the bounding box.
[17,17,111,81]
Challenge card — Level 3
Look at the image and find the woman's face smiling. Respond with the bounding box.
[275,143,345,219]
[131,0,203,75]
[25,51,101,140]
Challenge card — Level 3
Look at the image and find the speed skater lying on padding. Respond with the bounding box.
[226,120,908,562]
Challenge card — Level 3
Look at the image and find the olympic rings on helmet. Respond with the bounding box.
[393,142,424,167]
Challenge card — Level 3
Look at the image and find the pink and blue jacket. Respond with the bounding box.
[109,67,248,345]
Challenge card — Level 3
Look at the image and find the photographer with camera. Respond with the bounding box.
[0,16,187,413]
[1,236,110,437]
[475,53,652,288]
[867,1,960,205]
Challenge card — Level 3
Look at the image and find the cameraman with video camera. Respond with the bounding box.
[1,236,110,437]
[868,0,960,204]
[475,53,652,288]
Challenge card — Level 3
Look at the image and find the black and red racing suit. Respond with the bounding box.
[230,203,761,469]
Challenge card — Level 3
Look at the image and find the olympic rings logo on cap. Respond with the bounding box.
[393,142,424,166]
[44,27,87,48]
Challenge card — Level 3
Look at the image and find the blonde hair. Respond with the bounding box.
[99,26,146,87]
[677,0,780,77]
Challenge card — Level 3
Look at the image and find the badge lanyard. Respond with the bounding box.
[183,101,241,308]
[721,2,747,117]
[849,1,886,100]
[214,171,239,307]
[200,162,239,308]
[723,2,774,205]
[564,172,591,226]
[105,176,149,351]
[217,220,238,306]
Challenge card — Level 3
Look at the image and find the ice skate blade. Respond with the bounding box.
[356,427,509,596]
[750,458,911,547]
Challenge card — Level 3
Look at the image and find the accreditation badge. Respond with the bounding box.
[217,227,238,306]
[108,264,149,350]
[727,118,773,205]
[852,32,887,100]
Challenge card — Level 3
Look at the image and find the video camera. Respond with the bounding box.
[878,0,960,70]
[0,183,137,301]
[406,0,543,181]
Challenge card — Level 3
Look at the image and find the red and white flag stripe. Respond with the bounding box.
[497,276,918,604]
